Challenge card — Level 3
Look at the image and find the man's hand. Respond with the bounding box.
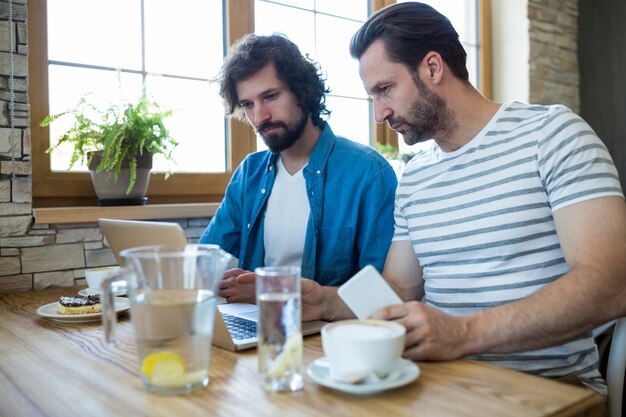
[371,301,469,361]
[218,271,329,317]
[301,278,326,322]
[302,278,355,322]
[218,268,256,304]
[220,270,354,322]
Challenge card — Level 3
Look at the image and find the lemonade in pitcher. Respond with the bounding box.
[133,289,217,394]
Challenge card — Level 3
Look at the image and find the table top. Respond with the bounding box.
[0,288,606,417]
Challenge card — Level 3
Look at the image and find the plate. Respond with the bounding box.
[36,297,130,323]
[78,288,127,297]
[307,357,420,395]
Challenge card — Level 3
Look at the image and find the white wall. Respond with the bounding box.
[490,0,529,103]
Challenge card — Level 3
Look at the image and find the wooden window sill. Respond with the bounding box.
[33,203,219,225]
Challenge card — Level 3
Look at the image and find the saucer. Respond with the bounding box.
[36,297,130,323]
[307,357,419,395]
[78,288,127,297]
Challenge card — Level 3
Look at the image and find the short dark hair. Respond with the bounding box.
[216,33,330,127]
[350,2,469,81]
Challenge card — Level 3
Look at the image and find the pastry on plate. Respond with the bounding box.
[57,294,101,315]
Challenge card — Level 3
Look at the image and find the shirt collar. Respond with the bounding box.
[262,122,335,175]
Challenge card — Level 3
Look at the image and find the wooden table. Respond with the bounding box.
[0,288,606,417]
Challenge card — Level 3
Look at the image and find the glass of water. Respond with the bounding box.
[255,266,303,393]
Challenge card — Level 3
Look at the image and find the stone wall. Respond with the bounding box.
[0,0,583,293]
[528,0,579,112]
[0,218,209,292]
[0,0,33,292]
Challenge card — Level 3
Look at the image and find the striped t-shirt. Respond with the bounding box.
[394,102,624,394]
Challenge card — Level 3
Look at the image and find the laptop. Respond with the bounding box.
[98,218,326,351]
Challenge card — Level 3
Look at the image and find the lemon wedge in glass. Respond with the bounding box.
[141,351,186,386]
[266,332,303,377]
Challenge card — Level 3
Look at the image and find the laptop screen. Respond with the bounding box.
[98,218,188,264]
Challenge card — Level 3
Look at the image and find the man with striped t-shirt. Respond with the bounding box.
[342,2,626,396]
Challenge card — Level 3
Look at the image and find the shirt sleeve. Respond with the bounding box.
[198,162,245,259]
[537,105,624,212]
[392,181,410,241]
[355,162,398,272]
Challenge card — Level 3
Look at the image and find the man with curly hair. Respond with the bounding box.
[200,34,397,312]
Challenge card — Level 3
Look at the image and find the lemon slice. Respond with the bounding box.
[266,332,303,377]
[141,351,186,380]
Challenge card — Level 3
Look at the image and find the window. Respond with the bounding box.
[45,0,225,174]
[29,0,490,206]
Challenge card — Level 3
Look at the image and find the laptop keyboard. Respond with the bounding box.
[221,312,257,340]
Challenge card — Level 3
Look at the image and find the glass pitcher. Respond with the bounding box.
[101,244,232,395]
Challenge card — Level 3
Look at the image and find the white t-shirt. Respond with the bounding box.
[263,157,310,267]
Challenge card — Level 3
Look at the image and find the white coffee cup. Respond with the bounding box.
[321,319,405,383]
[85,266,121,292]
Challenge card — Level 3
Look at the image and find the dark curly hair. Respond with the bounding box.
[216,33,330,128]
[350,2,469,82]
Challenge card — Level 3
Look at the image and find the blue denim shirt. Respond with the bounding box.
[199,123,397,286]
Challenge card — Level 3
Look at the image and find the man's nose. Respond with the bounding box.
[373,99,393,124]
[253,103,271,125]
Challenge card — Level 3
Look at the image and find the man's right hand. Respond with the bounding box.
[301,278,355,322]
[218,268,256,304]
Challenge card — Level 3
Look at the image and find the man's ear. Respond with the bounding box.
[419,51,444,84]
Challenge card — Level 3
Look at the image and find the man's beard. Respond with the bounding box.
[390,76,456,146]
[256,108,308,154]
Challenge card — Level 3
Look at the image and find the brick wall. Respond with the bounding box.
[528,0,579,112]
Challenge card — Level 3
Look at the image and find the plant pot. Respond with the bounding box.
[88,151,153,206]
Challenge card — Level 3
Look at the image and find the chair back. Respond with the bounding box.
[608,317,626,417]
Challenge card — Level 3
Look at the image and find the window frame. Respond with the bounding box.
[29,0,491,207]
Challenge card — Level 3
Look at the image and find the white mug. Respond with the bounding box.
[321,319,405,383]
[85,266,121,292]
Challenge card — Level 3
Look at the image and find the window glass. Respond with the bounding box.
[263,0,314,9]
[315,0,368,21]
[48,66,143,171]
[325,96,370,145]
[315,14,367,99]
[146,76,225,173]
[144,0,222,79]
[254,1,316,57]
[47,0,142,70]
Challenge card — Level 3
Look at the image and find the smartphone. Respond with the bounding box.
[338,265,403,319]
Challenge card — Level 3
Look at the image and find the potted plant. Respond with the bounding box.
[41,94,178,205]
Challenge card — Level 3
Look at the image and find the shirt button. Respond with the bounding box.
[269,166,273,171]
[247,223,250,229]
[311,190,315,196]
[261,188,266,194]
[316,169,321,175]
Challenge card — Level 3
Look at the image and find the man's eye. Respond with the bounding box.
[240,102,252,109]
[265,93,279,101]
